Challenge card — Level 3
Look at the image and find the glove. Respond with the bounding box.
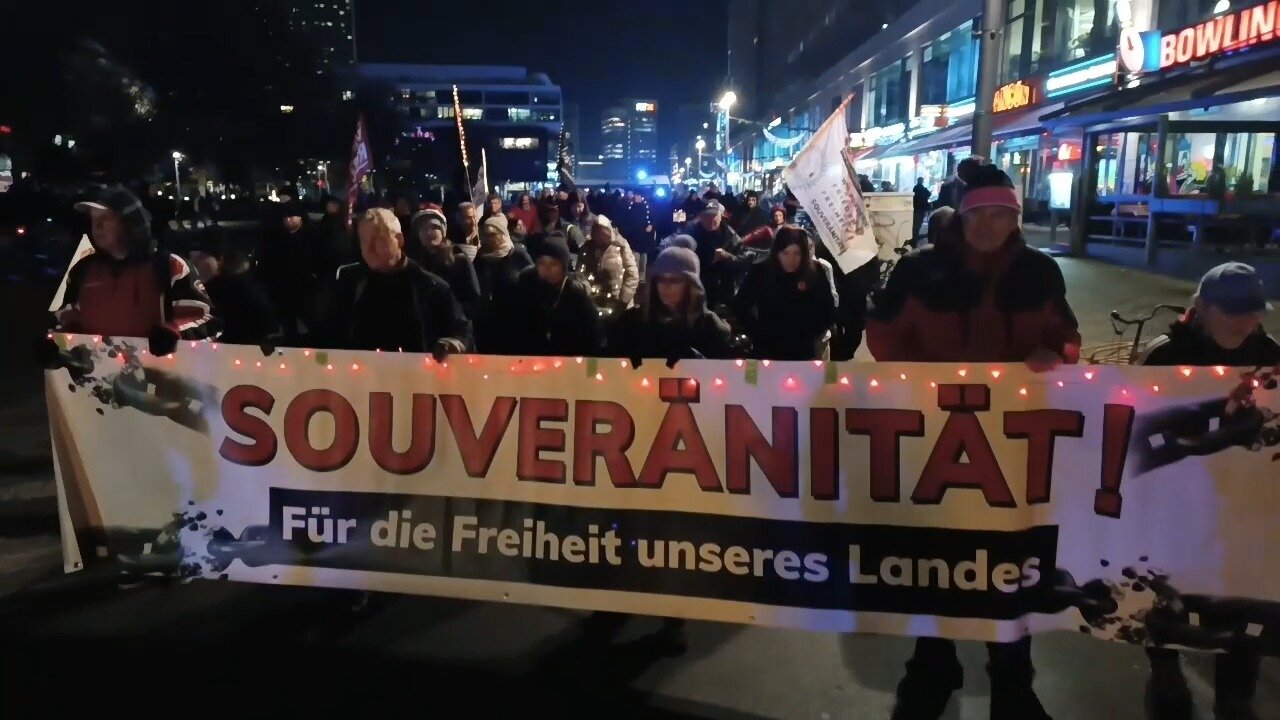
[432,338,467,363]
[148,326,179,357]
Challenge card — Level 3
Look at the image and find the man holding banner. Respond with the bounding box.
[53,186,219,356]
[870,164,1079,720]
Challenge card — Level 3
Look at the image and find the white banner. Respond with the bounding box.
[783,99,878,274]
[46,336,1280,650]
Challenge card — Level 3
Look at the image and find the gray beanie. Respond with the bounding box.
[660,234,698,252]
[650,246,703,292]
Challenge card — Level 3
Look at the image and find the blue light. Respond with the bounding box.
[635,169,648,181]
[655,187,667,198]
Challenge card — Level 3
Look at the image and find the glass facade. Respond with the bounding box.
[920,21,979,106]
[1166,131,1277,197]
[1004,0,1118,80]
[867,58,912,127]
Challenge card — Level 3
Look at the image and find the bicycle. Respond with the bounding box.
[1083,304,1186,365]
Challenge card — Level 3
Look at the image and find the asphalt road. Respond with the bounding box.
[1,249,1277,718]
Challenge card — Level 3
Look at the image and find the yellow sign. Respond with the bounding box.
[993,80,1036,113]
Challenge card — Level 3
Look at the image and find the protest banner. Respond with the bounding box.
[782,97,879,274]
[346,114,372,227]
[46,336,1280,651]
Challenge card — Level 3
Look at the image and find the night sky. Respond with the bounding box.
[354,0,729,154]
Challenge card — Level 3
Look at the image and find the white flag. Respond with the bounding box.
[782,98,877,274]
[470,148,488,208]
[49,235,95,312]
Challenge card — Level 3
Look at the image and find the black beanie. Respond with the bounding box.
[531,231,573,270]
[965,163,1015,190]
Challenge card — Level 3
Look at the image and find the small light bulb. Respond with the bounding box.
[279,363,286,370]
[869,379,879,387]
[640,377,650,387]
[1019,387,1028,396]
[351,363,359,370]
[234,359,242,366]
[1152,385,1160,392]
[595,372,604,381]
[1057,381,1064,387]
[714,378,724,386]
[991,369,1001,379]
[1084,372,1094,380]
[1180,367,1192,377]
[957,369,967,377]
[839,376,851,385]
[899,373,907,380]
[735,359,745,367]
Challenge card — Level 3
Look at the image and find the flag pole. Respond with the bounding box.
[452,84,470,191]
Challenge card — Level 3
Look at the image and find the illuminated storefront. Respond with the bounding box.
[1044,0,1280,256]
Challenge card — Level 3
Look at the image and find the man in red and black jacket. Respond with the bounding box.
[55,186,219,354]
[868,165,1079,720]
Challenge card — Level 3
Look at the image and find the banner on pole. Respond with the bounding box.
[46,338,1280,650]
[347,114,372,227]
[470,148,488,208]
[782,97,878,274]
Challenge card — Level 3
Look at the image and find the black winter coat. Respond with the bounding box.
[606,303,733,361]
[206,271,279,345]
[418,248,481,316]
[500,269,602,357]
[473,248,533,353]
[1143,316,1280,367]
[732,262,837,360]
[322,259,472,352]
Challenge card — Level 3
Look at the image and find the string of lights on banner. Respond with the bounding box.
[52,334,1264,400]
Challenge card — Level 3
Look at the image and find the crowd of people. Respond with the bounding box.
[44,156,1280,720]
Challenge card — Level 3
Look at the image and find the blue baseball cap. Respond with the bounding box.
[1197,262,1273,315]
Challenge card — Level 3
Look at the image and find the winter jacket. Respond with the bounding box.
[1142,310,1280,367]
[606,288,733,361]
[577,231,640,311]
[508,205,542,236]
[620,199,654,255]
[735,206,770,237]
[323,259,472,353]
[316,211,355,274]
[499,268,603,357]
[472,245,533,353]
[913,184,932,211]
[686,220,749,309]
[866,234,1081,363]
[542,218,586,254]
[60,230,218,342]
[419,247,481,317]
[733,262,838,361]
[205,271,278,345]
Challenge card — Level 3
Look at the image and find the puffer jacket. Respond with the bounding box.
[577,229,640,312]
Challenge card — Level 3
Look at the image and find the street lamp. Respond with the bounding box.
[171,151,184,217]
[717,91,737,112]
[716,92,738,187]
[695,138,706,179]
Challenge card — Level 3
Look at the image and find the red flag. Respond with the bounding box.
[347,114,372,227]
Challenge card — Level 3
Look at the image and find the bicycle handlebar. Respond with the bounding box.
[1110,304,1186,336]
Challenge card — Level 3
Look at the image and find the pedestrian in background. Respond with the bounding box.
[508,193,542,237]
[450,202,482,247]
[190,228,277,346]
[411,205,480,318]
[686,200,748,313]
[578,215,639,316]
[912,178,932,243]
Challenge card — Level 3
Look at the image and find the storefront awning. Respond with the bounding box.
[879,121,973,158]
[995,102,1064,138]
[855,143,902,162]
[1040,64,1280,129]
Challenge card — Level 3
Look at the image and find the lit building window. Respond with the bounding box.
[461,108,483,120]
[437,106,455,119]
[500,137,540,150]
[341,90,354,100]
[508,107,532,121]
[280,105,295,114]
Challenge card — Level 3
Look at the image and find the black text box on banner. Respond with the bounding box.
[265,488,1059,620]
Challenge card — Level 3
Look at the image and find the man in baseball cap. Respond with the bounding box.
[687,198,746,311]
[56,185,218,353]
[1143,262,1279,366]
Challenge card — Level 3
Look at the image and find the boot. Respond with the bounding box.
[891,638,964,720]
[988,638,1052,720]
[1214,650,1260,720]
[1145,648,1192,720]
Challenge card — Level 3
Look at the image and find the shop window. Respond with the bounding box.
[1166,132,1220,196]
[1005,0,1027,81]
[1119,133,1159,195]
[1038,0,1118,69]
[1222,132,1275,196]
[921,20,980,104]
[1094,132,1123,197]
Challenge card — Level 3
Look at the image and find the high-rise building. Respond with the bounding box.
[600,100,659,179]
[287,0,357,67]
[354,64,563,185]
